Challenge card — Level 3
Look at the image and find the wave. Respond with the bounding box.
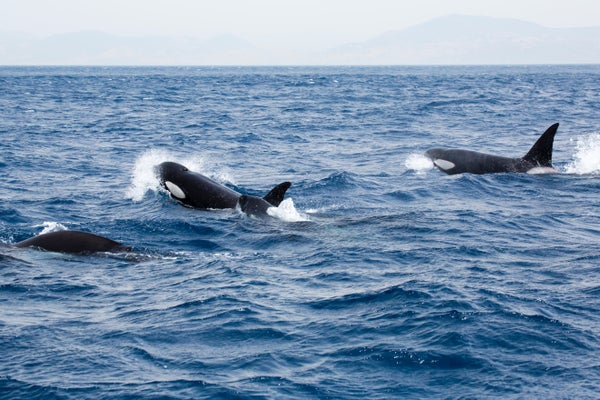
[308,284,431,310]
[327,345,486,370]
[0,377,67,400]
[306,171,364,192]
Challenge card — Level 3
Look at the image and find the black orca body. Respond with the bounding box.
[237,194,275,218]
[425,123,559,175]
[15,230,131,254]
[155,161,291,217]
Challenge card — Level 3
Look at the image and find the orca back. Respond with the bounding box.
[15,231,130,254]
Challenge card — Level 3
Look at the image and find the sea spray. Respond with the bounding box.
[565,134,600,174]
[36,221,68,234]
[266,198,310,222]
[405,153,434,173]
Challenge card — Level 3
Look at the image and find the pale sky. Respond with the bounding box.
[3,0,600,50]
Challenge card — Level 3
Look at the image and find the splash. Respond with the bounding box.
[35,221,68,235]
[125,149,235,202]
[267,198,310,222]
[126,149,170,201]
[565,134,600,174]
[405,153,434,173]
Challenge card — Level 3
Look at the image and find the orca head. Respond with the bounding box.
[238,194,274,218]
[155,161,193,203]
[155,161,189,180]
[425,148,458,173]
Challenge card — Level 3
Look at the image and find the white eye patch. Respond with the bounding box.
[165,181,186,199]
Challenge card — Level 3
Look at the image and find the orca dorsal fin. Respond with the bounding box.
[522,123,559,167]
[263,181,291,206]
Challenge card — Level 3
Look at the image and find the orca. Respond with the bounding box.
[15,230,131,254]
[155,161,291,216]
[425,123,560,175]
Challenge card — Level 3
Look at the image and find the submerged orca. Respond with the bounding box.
[425,123,560,175]
[237,194,276,218]
[15,230,131,254]
[155,161,291,217]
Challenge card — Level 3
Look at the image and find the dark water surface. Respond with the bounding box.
[1,66,599,399]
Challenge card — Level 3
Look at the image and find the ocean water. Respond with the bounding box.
[1,65,599,399]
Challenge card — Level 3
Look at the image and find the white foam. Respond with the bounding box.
[527,167,558,175]
[405,153,434,173]
[125,149,235,202]
[565,134,600,175]
[35,221,68,235]
[266,198,310,222]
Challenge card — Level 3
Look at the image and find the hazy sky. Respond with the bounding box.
[3,0,600,50]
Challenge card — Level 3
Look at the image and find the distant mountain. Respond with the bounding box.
[2,15,600,65]
[325,15,600,65]
[0,31,258,65]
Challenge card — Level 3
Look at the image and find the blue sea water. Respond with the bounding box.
[1,65,599,399]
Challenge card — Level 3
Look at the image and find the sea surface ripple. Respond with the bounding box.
[1,66,599,399]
